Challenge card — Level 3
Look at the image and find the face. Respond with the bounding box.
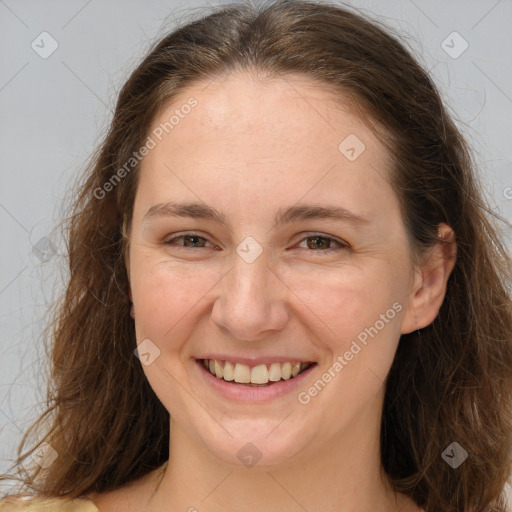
[127,71,420,468]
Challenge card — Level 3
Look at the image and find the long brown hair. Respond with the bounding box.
[2,1,511,510]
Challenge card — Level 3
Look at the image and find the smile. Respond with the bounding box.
[200,358,314,386]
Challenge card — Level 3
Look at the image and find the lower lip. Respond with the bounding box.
[194,359,318,403]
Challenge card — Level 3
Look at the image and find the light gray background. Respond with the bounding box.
[1,0,511,502]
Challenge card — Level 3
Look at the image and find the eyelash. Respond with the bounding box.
[162,232,349,254]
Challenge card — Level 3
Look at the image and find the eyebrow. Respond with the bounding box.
[142,201,370,228]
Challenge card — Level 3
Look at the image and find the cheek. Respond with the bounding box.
[129,261,224,407]
[294,269,405,420]
[286,263,404,341]
[130,256,225,341]
[292,265,406,410]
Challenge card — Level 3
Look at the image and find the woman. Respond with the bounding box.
[1,0,511,511]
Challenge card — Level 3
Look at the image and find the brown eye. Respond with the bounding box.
[297,234,348,253]
[163,234,213,249]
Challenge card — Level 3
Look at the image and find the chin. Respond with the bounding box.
[199,420,313,469]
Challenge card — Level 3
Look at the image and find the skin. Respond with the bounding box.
[88,70,456,512]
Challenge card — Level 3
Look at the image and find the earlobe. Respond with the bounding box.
[400,224,457,334]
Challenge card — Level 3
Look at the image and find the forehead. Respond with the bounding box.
[152,70,385,154]
[184,71,344,124]
[135,71,395,223]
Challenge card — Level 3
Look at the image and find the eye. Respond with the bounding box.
[295,233,349,253]
[163,233,216,249]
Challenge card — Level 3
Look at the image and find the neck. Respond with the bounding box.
[146,387,405,512]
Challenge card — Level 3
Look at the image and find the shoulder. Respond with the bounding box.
[0,495,100,512]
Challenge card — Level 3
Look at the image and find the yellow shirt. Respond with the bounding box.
[0,496,100,512]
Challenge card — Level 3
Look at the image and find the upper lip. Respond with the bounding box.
[196,355,316,366]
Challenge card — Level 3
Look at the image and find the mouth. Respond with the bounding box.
[197,358,316,387]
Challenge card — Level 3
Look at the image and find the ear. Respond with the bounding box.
[400,224,457,334]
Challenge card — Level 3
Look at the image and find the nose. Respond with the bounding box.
[210,250,289,342]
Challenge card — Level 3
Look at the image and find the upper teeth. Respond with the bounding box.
[202,359,312,384]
